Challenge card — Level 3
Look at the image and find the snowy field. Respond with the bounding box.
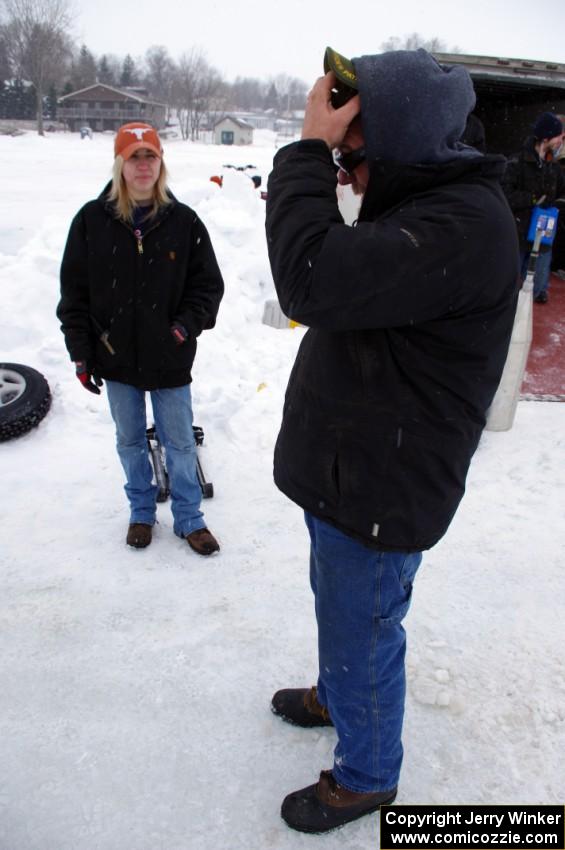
[1,129,564,850]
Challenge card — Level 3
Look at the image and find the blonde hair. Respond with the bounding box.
[108,155,172,223]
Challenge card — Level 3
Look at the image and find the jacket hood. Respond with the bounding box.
[353,49,477,165]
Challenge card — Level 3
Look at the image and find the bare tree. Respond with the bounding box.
[191,63,224,139]
[172,49,198,140]
[172,48,223,141]
[2,0,72,134]
[271,73,307,114]
[380,33,462,53]
[143,45,175,122]
[144,45,174,100]
[228,75,266,111]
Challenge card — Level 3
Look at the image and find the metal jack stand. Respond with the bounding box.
[192,425,214,498]
[146,424,214,501]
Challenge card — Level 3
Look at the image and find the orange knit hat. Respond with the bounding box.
[114,123,163,160]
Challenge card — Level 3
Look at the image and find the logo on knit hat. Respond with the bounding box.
[114,122,163,160]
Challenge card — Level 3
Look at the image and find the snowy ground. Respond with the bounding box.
[1,129,564,850]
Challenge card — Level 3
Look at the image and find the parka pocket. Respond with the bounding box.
[156,328,196,371]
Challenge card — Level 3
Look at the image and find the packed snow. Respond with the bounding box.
[1,128,564,850]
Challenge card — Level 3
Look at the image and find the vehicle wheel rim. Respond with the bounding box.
[0,368,27,407]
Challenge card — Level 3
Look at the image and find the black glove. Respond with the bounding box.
[74,361,103,395]
[171,322,189,345]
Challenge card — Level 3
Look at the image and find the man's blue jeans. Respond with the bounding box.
[521,247,552,297]
[105,381,205,537]
[305,512,422,794]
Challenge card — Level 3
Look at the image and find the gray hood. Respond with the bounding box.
[353,49,477,165]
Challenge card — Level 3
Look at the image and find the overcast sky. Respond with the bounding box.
[73,0,565,84]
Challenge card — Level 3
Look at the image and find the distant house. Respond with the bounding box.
[226,111,277,131]
[213,115,254,145]
[57,83,167,132]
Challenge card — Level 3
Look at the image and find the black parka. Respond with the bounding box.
[266,140,519,552]
[502,137,565,252]
[57,186,224,390]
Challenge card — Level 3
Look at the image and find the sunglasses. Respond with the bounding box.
[333,146,366,175]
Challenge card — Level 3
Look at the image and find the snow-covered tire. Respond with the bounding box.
[0,363,52,442]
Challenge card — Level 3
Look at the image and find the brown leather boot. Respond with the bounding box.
[271,686,333,727]
[126,523,152,549]
[281,769,397,833]
[185,528,220,555]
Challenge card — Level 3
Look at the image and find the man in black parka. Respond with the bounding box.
[266,47,518,833]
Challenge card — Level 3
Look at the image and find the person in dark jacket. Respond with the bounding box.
[57,123,224,554]
[502,112,565,303]
[552,133,565,274]
[266,47,518,833]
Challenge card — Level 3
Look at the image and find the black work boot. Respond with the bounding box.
[281,769,397,833]
[271,686,333,727]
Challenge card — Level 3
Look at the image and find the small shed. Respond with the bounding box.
[213,115,254,145]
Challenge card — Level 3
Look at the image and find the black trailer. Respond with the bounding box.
[435,52,565,156]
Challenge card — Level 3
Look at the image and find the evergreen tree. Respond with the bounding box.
[72,44,97,90]
[264,82,278,110]
[120,54,136,87]
[0,28,11,83]
[10,79,27,118]
[1,78,36,119]
[98,54,114,85]
[0,81,8,119]
[24,82,36,118]
[46,83,58,119]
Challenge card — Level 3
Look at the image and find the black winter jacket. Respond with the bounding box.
[266,140,519,552]
[57,186,224,390]
[502,137,565,252]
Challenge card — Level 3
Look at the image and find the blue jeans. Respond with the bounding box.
[521,248,552,297]
[305,512,422,794]
[105,381,205,536]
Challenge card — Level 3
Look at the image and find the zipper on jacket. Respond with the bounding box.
[134,228,143,254]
